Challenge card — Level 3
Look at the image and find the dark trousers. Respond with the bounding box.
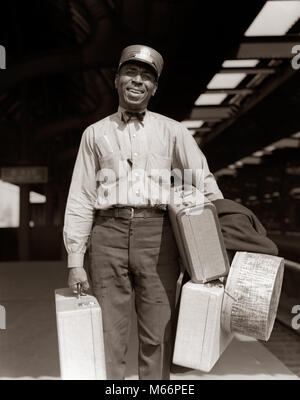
[89,214,180,380]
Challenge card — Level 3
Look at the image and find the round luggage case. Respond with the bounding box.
[221,251,284,341]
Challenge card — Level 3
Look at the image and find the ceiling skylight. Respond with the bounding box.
[240,156,262,165]
[215,168,236,177]
[245,1,300,37]
[207,73,247,89]
[30,191,47,204]
[235,161,244,167]
[195,93,227,106]
[252,151,265,157]
[181,120,204,129]
[264,145,276,152]
[222,59,260,68]
[228,164,236,170]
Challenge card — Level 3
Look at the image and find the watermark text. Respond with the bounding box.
[291,45,300,70]
[0,305,6,330]
[95,165,206,207]
[291,305,300,330]
[0,45,6,69]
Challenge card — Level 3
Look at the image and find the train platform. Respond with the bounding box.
[0,261,299,380]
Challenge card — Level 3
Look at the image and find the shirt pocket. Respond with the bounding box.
[146,153,171,183]
[145,153,172,204]
[98,151,130,184]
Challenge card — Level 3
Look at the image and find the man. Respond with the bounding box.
[64,44,223,380]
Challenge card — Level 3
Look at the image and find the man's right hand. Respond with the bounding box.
[68,267,90,292]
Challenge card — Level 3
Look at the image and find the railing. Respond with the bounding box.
[285,259,300,272]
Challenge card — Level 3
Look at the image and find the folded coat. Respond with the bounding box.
[212,199,278,263]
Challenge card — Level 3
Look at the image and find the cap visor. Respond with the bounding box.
[119,58,158,77]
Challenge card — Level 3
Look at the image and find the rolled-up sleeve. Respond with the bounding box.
[63,126,99,268]
[172,124,223,201]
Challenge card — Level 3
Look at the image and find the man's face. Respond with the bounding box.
[115,61,158,111]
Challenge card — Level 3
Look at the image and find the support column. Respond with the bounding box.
[45,183,55,226]
[18,184,30,260]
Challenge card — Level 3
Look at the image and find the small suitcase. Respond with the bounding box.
[173,280,233,372]
[55,288,106,380]
[168,186,230,283]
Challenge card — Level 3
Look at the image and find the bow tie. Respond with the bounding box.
[122,111,145,124]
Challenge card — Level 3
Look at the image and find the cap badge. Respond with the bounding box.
[135,47,153,63]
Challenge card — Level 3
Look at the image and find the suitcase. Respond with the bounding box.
[173,280,233,372]
[168,186,230,283]
[55,288,107,380]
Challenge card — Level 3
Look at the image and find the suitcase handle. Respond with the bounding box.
[76,283,82,299]
[76,283,87,299]
[76,283,93,307]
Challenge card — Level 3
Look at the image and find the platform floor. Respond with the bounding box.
[0,261,299,380]
[262,322,300,378]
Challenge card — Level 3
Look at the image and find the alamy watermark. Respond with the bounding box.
[95,165,207,208]
[0,305,5,330]
[0,45,6,69]
[291,305,300,330]
[291,45,300,71]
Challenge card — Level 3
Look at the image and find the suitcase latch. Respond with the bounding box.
[78,300,96,307]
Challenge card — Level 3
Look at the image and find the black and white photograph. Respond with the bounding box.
[0,0,300,385]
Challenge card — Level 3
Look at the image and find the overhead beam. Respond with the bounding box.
[274,137,300,149]
[240,156,262,165]
[0,2,120,91]
[236,36,300,59]
[190,106,235,120]
[35,88,114,144]
[215,168,236,177]
[219,67,276,74]
[206,88,255,95]
[202,63,296,145]
[202,69,300,172]
[195,127,212,133]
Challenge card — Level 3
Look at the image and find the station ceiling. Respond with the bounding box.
[0,0,299,187]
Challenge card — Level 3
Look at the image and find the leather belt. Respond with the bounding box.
[96,206,167,219]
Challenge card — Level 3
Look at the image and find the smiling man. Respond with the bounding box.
[116,61,157,111]
[64,45,223,380]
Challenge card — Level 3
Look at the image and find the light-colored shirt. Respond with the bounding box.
[63,107,223,268]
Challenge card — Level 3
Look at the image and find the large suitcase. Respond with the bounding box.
[173,280,233,372]
[168,186,230,283]
[55,288,106,380]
